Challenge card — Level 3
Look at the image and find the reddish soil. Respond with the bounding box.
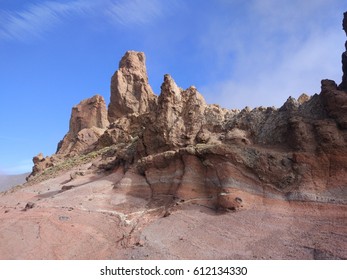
[0,165,346,260]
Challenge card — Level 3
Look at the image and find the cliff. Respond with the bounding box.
[28,15,347,209]
[2,12,347,261]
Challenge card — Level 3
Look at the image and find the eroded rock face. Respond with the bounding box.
[28,14,347,208]
[340,12,347,90]
[143,75,207,154]
[321,80,347,129]
[69,95,109,138]
[29,152,59,178]
[57,94,109,155]
[108,51,157,123]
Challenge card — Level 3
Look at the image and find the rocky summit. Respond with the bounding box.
[0,14,346,260]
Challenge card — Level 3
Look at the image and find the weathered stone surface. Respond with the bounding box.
[28,12,347,207]
[142,75,207,154]
[108,51,157,122]
[70,95,109,138]
[29,153,55,178]
[12,11,347,261]
[321,79,347,129]
[298,93,310,104]
[339,12,347,90]
[57,95,109,155]
[2,161,346,260]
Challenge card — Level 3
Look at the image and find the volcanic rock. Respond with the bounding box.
[321,79,347,129]
[142,75,207,154]
[29,153,54,177]
[22,202,35,211]
[297,93,310,104]
[33,153,44,164]
[340,12,347,90]
[108,51,157,123]
[28,35,347,206]
[4,12,347,260]
[57,94,109,155]
[27,10,347,217]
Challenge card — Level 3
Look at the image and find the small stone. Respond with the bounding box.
[22,202,35,211]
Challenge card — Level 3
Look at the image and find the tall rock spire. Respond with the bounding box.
[108,51,157,123]
[339,11,347,90]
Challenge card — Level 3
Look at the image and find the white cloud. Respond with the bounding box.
[0,1,92,41]
[0,0,179,41]
[105,0,166,26]
[200,0,345,109]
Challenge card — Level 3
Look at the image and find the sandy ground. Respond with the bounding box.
[0,165,346,260]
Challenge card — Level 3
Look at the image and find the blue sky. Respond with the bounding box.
[0,0,345,174]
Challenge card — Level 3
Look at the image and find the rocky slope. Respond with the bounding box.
[28,52,347,208]
[0,12,346,260]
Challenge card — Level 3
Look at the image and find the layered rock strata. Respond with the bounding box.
[29,14,347,209]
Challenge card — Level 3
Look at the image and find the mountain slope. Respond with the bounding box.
[0,11,346,260]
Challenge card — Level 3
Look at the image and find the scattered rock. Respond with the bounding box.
[22,202,35,211]
[61,185,76,192]
[163,210,171,217]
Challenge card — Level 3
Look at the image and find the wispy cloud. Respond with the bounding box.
[200,0,345,109]
[105,0,167,26]
[0,0,178,41]
[0,1,92,41]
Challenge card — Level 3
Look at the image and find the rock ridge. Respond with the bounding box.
[28,13,347,209]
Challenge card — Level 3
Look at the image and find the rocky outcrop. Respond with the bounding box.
[108,51,157,123]
[28,12,347,208]
[142,74,207,154]
[68,94,109,138]
[339,12,347,90]
[29,95,109,179]
[321,80,347,129]
[29,153,55,177]
[57,95,109,155]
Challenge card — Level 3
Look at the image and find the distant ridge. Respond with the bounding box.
[0,173,29,192]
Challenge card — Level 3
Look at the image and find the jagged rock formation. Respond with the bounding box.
[28,95,109,178]
[30,152,55,177]
[29,14,347,209]
[4,11,347,261]
[108,51,157,122]
[56,94,109,155]
[339,11,347,90]
[143,74,207,154]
